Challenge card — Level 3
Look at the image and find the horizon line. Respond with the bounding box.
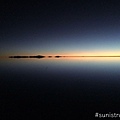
[8,55,120,58]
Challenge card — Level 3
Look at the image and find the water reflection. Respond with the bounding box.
[1,57,120,119]
[1,57,120,68]
[1,57,120,81]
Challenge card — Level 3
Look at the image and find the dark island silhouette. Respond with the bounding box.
[48,56,52,58]
[9,56,29,58]
[9,55,62,59]
[29,55,45,58]
[55,56,61,58]
[9,55,45,59]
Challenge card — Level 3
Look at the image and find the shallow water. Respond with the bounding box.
[1,57,120,119]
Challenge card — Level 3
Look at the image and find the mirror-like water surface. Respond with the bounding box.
[1,57,120,119]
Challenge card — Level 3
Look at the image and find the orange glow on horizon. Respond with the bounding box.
[1,50,120,57]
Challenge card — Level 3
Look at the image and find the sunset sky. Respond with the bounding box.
[1,0,120,56]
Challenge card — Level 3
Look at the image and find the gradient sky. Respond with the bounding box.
[1,0,120,56]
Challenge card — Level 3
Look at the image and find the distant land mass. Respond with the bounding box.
[9,55,120,59]
[9,55,45,59]
[9,55,63,59]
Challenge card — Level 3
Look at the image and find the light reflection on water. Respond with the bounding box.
[1,57,120,76]
[1,57,120,66]
[1,57,120,119]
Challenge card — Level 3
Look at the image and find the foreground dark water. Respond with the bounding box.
[1,57,120,119]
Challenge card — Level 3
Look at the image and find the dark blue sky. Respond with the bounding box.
[1,0,120,56]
